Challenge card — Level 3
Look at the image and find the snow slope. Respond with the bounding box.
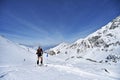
[48,16,120,63]
[46,42,69,55]
[0,36,36,65]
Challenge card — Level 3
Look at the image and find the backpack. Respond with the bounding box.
[36,48,43,56]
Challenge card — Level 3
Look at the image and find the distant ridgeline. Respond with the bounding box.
[46,16,120,63]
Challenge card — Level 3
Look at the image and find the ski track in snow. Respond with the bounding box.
[48,64,119,80]
[0,64,119,80]
[0,70,15,78]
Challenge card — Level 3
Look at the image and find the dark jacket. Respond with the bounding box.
[36,48,43,56]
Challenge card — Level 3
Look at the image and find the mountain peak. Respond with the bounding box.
[47,16,120,63]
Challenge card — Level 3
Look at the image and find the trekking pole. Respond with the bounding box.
[46,52,48,64]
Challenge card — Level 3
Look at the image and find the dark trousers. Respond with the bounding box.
[37,56,43,65]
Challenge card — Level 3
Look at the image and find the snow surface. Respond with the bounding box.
[0,16,120,80]
[1,36,119,80]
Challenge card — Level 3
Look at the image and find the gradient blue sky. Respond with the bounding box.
[0,0,120,47]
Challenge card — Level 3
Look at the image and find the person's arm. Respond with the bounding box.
[41,49,43,54]
[36,49,38,54]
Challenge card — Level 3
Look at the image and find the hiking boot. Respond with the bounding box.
[41,60,43,64]
[37,60,39,65]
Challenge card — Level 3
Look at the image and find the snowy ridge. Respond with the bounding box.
[46,42,69,55]
[0,36,36,65]
[47,16,120,63]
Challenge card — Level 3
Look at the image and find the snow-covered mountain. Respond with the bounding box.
[0,36,36,65]
[47,16,120,63]
[46,42,69,55]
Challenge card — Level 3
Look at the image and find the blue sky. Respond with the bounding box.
[0,0,120,47]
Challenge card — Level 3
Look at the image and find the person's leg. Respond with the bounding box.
[40,56,43,65]
[37,56,40,65]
